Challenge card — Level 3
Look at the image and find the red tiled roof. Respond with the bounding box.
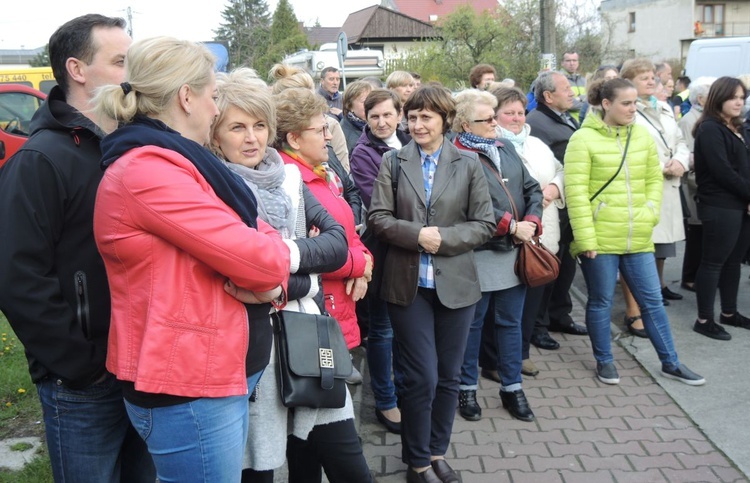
[390,0,499,23]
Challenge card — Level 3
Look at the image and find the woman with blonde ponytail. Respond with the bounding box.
[92,37,290,482]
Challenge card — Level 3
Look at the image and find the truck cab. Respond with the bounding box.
[283,43,384,80]
[0,84,47,169]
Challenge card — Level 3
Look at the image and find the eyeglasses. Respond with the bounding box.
[303,125,330,137]
[471,117,496,124]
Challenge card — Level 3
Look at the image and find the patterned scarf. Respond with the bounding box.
[346,111,367,131]
[223,147,294,238]
[496,124,529,156]
[281,146,343,197]
[458,131,503,173]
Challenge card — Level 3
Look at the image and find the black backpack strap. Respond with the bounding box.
[386,150,401,212]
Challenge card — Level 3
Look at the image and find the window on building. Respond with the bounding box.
[628,12,636,32]
[700,4,725,35]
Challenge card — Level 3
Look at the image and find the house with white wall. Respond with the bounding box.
[600,0,750,63]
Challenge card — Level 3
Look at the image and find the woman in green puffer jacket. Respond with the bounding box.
[564,78,705,387]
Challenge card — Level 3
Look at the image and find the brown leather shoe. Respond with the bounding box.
[407,466,442,483]
[431,459,459,483]
[480,368,501,383]
[521,359,539,376]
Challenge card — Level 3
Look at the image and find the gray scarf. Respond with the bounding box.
[224,147,294,238]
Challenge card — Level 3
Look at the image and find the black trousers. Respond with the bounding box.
[478,297,496,370]
[545,242,578,328]
[681,222,703,285]
[522,283,550,359]
[286,419,372,483]
[695,204,750,320]
[388,288,474,467]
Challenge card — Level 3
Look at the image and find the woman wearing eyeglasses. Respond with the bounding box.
[452,89,544,424]
[274,87,373,359]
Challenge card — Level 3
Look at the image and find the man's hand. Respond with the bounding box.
[418,226,441,254]
[329,107,342,117]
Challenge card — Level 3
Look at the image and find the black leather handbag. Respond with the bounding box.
[273,310,352,408]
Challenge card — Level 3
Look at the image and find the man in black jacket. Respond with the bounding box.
[526,71,588,349]
[0,15,153,482]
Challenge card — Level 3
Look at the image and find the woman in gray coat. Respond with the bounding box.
[368,86,495,483]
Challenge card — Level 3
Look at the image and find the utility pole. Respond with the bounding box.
[540,0,557,71]
[125,7,134,37]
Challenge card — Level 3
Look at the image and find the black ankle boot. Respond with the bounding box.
[499,389,535,422]
[458,389,481,421]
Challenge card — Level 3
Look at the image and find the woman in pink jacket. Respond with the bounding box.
[274,87,373,350]
[92,37,289,482]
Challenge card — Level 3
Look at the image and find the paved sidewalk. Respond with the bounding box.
[358,262,749,482]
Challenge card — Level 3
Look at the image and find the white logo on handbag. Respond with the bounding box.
[319,348,335,369]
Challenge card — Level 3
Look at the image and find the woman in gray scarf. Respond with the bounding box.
[210,68,372,483]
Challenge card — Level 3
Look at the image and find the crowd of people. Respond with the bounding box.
[0,13,749,483]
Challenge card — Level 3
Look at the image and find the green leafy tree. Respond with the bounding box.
[214,0,271,71]
[401,3,540,90]
[387,0,615,91]
[29,45,50,67]
[256,0,309,78]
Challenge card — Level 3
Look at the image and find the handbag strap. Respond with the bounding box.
[316,316,335,390]
[637,110,673,159]
[589,126,632,202]
[478,156,519,220]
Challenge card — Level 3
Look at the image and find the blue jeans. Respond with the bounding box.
[36,372,154,483]
[124,373,263,483]
[460,284,527,391]
[579,252,679,369]
[366,293,402,410]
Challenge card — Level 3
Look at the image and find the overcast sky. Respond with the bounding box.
[1,0,380,50]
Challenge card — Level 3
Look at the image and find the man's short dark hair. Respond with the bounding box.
[562,51,579,58]
[49,14,126,95]
[321,66,339,79]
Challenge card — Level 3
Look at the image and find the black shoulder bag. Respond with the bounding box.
[274,310,353,408]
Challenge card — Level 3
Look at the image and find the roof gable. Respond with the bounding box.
[343,5,437,43]
[304,27,341,46]
[388,0,499,23]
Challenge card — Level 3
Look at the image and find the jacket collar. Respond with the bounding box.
[535,103,578,130]
[362,125,411,149]
[397,137,461,207]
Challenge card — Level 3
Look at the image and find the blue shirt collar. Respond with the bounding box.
[418,145,442,164]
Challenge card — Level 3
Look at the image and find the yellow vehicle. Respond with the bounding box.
[0,67,57,94]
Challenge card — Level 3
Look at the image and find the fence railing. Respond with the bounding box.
[695,21,750,37]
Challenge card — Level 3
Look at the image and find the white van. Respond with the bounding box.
[684,37,750,79]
